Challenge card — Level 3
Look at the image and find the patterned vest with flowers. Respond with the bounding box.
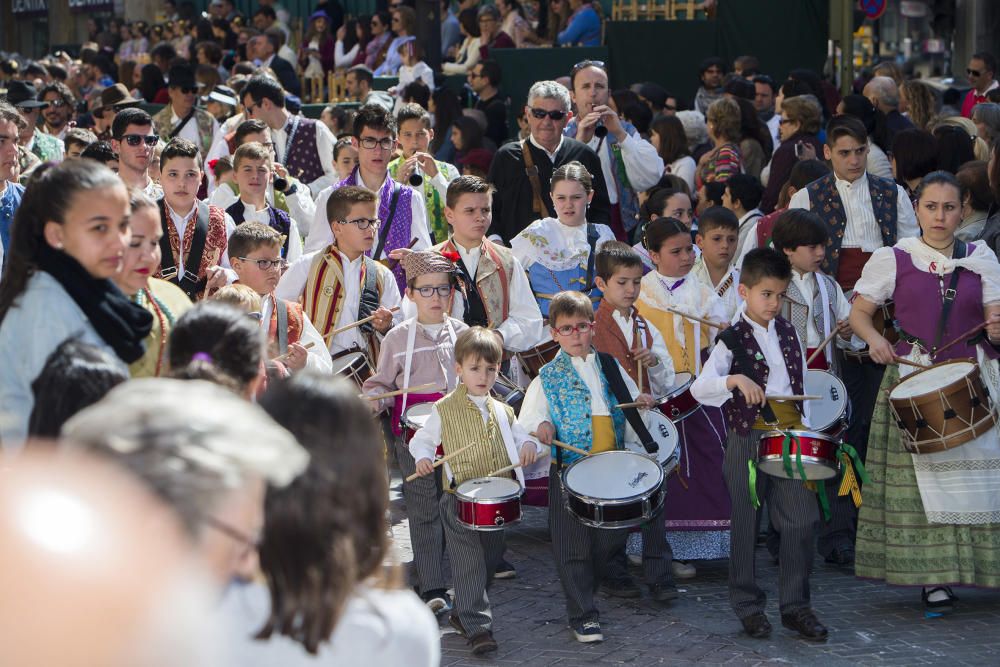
[433,237,514,330]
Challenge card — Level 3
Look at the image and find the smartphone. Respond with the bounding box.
[794,141,804,158]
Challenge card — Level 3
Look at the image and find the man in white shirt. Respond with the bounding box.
[565,61,664,241]
[151,63,219,159]
[111,108,163,200]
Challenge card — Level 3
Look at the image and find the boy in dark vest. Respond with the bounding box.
[691,248,828,642]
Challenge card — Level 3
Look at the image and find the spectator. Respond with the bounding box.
[760,95,822,213]
[345,64,394,112]
[696,97,742,191]
[933,124,975,175]
[899,79,937,130]
[5,81,64,163]
[546,0,571,43]
[956,160,991,241]
[374,6,417,76]
[430,86,463,162]
[753,75,779,148]
[38,81,76,141]
[203,85,240,122]
[195,63,221,93]
[63,127,97,159]
[934,115,990,161]
[442,0,464,58]
[152,63,219,157]
[249,29,301,97]
[676,109,710,161]
[891,128,938,203]
[558,0,601,47]
[335,18,364,69]
[452,115,487,162]
[962,52,999,118]
[364,11,393,70]
[622,101,652,138]
[136,64,169,104]
[733,54,760,79]
[0,102,25,260]
[864,75,913,141]
[79,140,119,170]
[300,11,336,78]
[470,60,509,147]
[695,56,726,115]
[443,8,482,75]
[150,41,177,77]
[651,115,695,191]
[498,0,533,48]
[392,40,434,107]
[971,102,1000,144]
[838,93,894,180]
[735,97,771,179]
[478,5,515,59]
[111,108,162,199]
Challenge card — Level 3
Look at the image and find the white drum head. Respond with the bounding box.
[564,451,663,499]
[456,476,521,500]
[890,361,976,399]
[805,369,848,430]
[625,411,680,466]
[667,373,693,394]
[332,351,367,375]
[403,402,435,429]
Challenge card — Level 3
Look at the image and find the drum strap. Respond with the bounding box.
[718,328,779,424]
[596,351,658,454]
[585,223,599,292]
[934,239,967,353]
[275,296,289,355]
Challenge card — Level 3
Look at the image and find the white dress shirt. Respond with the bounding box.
[584,130,664,205]
[272,113,337,193]
[208,180,317,235]
[735,209,762,262]
[528,133,564,163]
[232,200,304,262]
[275,249,403,354]
[788,269,855,349]
[260,294,333,373]
[163,200,236,270]
[691,259,743,322]
[304,171,431,254]
[611,308,676,396]
[788,171,919,251]
[170,106,219,150]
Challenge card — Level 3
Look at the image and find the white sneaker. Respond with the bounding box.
[672,560,696,579]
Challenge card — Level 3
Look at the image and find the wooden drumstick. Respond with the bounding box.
[666,306,723,329]
[488,462,523,476]
[362,382,436,401]
[530,433,591,457]
[324,305,401,339]
[765,394,822,401]
[614,400,651,410]
[386,237,419,272]
[932,321,989,360]
[894,357,931,370]
[637,358,644,394]
[805,326,843,366]
[405,442,477,482]
[275,341,316,362]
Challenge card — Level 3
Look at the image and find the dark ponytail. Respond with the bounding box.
[167,301,265,391]
[642,216,690,252]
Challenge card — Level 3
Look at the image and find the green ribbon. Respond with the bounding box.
[780,431,808,481]
[836,442,870,486]
[815,478,831,521]
[747,459,761,509]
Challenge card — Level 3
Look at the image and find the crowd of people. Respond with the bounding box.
[6,1,1000,663]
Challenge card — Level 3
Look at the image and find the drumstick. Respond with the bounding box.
[614,401,650,410]
[637,359,644,394]
[324,305,401,339]
[666,306,723,329]
[404,442,477,482]
[362,382,437,401]
[894,357,931,370]
[932,321,989,359]
[805,326,843,365]
[530,433,591,457]
[386,238,419,272]
[765,394,822,401]
[274,341,317,363]
[488,462,523,476]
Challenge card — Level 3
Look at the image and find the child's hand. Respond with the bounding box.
[729,374,766,406]
[836,319,854,340]
[635,393,656,410]
[415,458,434,477]
[518,442,537,467]
[534,422,555,445]
[372,306,394,332]
[281,342,308,371]
[414,152,439,179]
[388,247,413,263]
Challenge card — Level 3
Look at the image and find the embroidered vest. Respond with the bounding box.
[437,386,514,485]
[723,316,804,436]
[783,271,840,373]
[592,301,655,393]
[225,201,293,257]
[433,238,513,329]
[755,208,783,249]
[155,200,229,299]
[302,246,384,338]
[805,172,898,280]
[284,116,325,185]
[266,297,304,357]
[538,350,626,464]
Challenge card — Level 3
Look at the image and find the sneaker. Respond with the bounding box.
[671,560,696,579]
[572,621,604,643]
[469,631,499,655]
[494,558,517,580]
[648,583,679,602]
[599,576,642,598]
[421,588,451,614]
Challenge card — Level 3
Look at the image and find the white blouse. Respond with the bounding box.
[511,217,615,271]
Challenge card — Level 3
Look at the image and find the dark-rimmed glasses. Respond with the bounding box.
[336,217,380,230]
[237,257,286,271]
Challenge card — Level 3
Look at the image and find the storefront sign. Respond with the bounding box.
[11,0,47,15]
[69,0,114,11]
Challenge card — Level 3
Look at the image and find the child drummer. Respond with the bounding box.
[519,290,657,644]
[410,327,545,656]
[690,248,828,642]
[361,250,468,614]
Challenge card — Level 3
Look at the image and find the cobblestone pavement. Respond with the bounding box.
[388,469,1000,666]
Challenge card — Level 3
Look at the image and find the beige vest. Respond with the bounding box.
[437,386,514,486]
[433,238,515,329]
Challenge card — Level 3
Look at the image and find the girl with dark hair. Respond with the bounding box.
[450,115,487,163]
[136,64,167,105]
[852,170,1000,613]
[220,373,440,664]
[933,123,976,175]
[651,115,695,191]
[442,8,482,75]
[430,87,462,161]
[891,128,939,203]
[0,161,151,447]
[300,11,336,77]
[335,18,363,69]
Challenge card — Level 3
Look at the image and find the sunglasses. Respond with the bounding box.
[46,99,68,108]
[968,68,982,77]
[529,107,567,121]
[121,133,160,146]
[177,86,198,94]
[571,59,605,75]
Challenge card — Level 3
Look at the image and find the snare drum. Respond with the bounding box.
[491,373,525,413]
[402,402,435,443]
[757,430,841,480]
[845,301,897,361]
[517,339,560,378]
[888,359,998,454]
[657,373,699,422]
[625,410,681,470]
[804,369,849,437]
[455,476,523,530]
[331,350,373,389]
[562,451,665,529]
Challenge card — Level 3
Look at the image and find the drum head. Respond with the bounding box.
[402,402,435,429]
[667,373,693,394]
[890,361,975,399]
[332,351,366,374]
[564,451,663,500]
[805,369,848,430]
[625,411,680,466]
[456,476,522,499]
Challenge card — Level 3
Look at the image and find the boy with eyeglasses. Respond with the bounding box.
[277,185,400,358]
[227,222,331,373]
[226,141,303,263]
[111,108,163,200]
[308,103,431,293]
[519,290,656,643]
[361,250,469,615]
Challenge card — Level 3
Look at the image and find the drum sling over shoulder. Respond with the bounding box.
[897,239,967,356]
[584,223,599,293]
[275,298,289,355]
[718,327,779,426]
[372,182,403,262]
[158,200,209,300]
[521,139,548,218]
[597,352,658,455]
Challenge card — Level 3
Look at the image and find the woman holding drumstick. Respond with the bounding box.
[850,171,1000,613]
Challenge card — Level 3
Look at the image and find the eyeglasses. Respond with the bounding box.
[358,136,395,151]
[202,515,260,551]
[336,217,380,230]
[554,321,595,336]
[237,256,286,270]
[968,68,982,77]
[571,59,605,75]
[778,117,793,125]
[122,133,160,146]
[412,284,453,298]
[529,108,567,121]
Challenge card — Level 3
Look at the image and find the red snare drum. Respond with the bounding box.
[757,430,840,480]
[657,372,699,421]
[455,476,523,530]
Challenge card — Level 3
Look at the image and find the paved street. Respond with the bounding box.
[388,469,1000,666]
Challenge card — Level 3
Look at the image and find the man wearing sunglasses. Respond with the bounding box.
[151,63,218,159]
[962,52,999,118]
[111,108,163,200]
[3,81,64,164]
[488,80,611,243]
[39,82,76,142]
[566,60,663,242]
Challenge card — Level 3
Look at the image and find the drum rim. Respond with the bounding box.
[757,455,839,479]
[759,428,838,445]
[888,358,979,401]
[561,451,665,505]
[566,490,665,528]
[626,411,680,466]
[661,373,694,400]
[455,476,524,502]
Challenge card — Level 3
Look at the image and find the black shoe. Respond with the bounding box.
[781,608,829,641]
[599,576,642,598]
[571,620,604,643]
[740,612,772,639]
[421,588,451,614]
[824,546,855,566]
[494,558,517,580]
[469,631,498,655]
[648,583,679,602]
[922,586,958,613]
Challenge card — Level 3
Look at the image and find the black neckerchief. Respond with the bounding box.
[36,245,153,363]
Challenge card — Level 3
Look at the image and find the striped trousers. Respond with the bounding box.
[395,437,447,595]
[549,466,629,625]
[723,428,819,619]
[440,493,506,636]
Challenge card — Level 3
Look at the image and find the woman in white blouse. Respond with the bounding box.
[442,8,481,76]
